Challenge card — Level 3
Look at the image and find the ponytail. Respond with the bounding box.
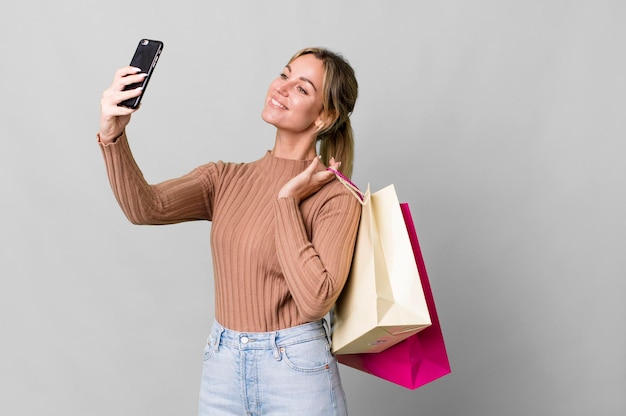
[318,117,354,179]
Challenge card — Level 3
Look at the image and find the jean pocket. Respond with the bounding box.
[281,337,331,373]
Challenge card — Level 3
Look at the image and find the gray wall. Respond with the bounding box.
[1,1,624,415]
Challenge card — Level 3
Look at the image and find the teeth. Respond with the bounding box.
[271,98,287,109]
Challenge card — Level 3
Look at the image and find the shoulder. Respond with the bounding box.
[192,153,266,177]
[315,178,363,213]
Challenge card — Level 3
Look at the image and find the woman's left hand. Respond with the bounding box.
[278,157,341,202]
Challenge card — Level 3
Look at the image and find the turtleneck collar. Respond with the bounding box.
[259,150,316,176]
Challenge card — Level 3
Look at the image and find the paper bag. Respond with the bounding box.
[337,203,451,389]
[331,184,431,354]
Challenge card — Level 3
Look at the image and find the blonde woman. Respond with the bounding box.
[98,47,360,415]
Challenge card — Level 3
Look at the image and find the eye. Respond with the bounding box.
[280,73,288,80]
[297,86,308,95]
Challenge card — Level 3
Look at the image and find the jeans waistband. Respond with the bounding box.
[210,320,330,352]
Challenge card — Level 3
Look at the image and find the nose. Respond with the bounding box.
[276,80,289,96]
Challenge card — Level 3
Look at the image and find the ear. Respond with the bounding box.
[315,109,339,132]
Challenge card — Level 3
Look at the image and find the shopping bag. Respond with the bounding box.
[330,177,432,354]
[336,203,451,389]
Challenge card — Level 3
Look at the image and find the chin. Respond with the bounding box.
[261,111,278,127]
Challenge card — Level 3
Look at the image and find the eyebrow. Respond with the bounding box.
[285,65,318,92]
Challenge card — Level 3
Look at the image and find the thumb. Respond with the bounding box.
[306,155,323,173]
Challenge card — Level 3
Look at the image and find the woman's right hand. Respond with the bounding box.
[98,66,147,144]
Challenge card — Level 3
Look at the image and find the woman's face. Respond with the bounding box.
[261,54,326,136]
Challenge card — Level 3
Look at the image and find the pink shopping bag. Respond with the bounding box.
[337,203,451,389]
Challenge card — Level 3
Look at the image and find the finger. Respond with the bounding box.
[102,85,142,103]
[101,104,134,119]
[316,169,337,185]
[101,88,143,114]
[305,156,322,173]
[114,66,142,80]
[109,66,146,92]
[117,86,143,101]
[114,73,148,91]
[328,158,341,171]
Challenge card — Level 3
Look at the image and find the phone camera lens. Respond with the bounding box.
[141,39,149,46]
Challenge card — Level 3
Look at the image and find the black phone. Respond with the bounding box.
[119,39,164,109]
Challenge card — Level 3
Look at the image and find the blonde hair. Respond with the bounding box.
[288,47,358,178]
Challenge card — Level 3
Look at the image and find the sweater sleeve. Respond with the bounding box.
[274,191,361,322]
[99,131,214,224]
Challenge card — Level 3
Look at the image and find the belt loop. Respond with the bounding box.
[323,313,333,345]
[213,326,224,352]
[271,332,281,361]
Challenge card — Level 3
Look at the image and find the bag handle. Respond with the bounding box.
[327,167,366,204]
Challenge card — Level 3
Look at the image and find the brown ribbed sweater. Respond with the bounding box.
[99,132,361,332]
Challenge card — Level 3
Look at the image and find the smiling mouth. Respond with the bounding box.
[270,98,288,110]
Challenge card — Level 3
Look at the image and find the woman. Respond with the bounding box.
[98,47,361,415]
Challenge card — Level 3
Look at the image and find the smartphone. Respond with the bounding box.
[119,39,164,109]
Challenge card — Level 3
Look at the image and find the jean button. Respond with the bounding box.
[240,336,249,344]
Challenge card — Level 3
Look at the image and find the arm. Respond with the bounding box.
[99,132,213,224]
[274,190,361,322]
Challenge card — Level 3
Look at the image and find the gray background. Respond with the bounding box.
[1,1,624,415]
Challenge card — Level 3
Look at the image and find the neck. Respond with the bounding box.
[271,129,317,160]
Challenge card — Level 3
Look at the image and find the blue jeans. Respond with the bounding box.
[198,320,348,415]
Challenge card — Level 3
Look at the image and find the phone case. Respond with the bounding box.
[119,39,164,109]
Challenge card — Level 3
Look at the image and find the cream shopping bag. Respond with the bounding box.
[331,181,432,354]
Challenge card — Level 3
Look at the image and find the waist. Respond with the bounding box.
[210,319,329,351]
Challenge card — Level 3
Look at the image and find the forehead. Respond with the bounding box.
[287,54,325,82]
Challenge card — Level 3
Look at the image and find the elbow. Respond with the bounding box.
[299,307,329,324]
[127,216,147,226]
[295,271,350,322]
[119,198,168,225]
[124,210,159,226]
[297,288,338,322]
